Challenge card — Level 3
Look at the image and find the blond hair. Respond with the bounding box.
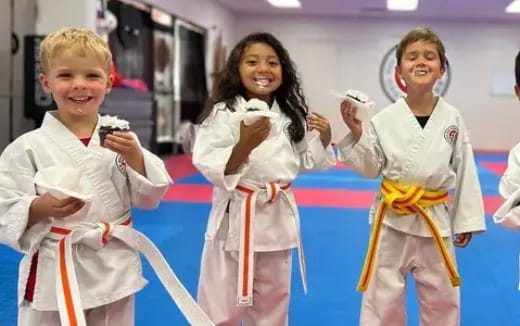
[396,27,446,68]
[39,27,112,74]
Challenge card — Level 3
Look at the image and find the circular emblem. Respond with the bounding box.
[115,154,128,176]
[379,45,451,102]
[284,122,292,139]
[444,125,458,145]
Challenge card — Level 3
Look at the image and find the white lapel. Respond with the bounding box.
[41,112,123,220]
[399,97,447,183]
[382,98,426,179]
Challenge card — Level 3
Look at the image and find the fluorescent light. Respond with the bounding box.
[506,0,520,13]
[266,0,301,8]
[387,0,419,11]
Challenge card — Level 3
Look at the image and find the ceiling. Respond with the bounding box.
[214,0,520,22]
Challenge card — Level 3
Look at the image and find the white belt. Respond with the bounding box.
[235,182,307,306]
[47,215,214,326]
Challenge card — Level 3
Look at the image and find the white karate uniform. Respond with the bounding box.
[493,142,520,290]
[497,142,520,204]
[0,111,172,325]
[193,96,335,325]
[338,97,486,326]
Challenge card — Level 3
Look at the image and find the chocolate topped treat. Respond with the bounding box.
[242,99,272,126]
[345,89,369,104]
[98,115,130,147]
[344,89,373,122]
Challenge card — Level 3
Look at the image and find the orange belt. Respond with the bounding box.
[235,182,307,306]
[49,217,131,242]
[357,178,461,292]
[47,215,214,326]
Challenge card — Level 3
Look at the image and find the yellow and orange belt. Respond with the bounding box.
[357,178,461,292]
[235,182,307,306]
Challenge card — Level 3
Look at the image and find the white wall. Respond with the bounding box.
[20,2,520,151]
[236,16,520,151]
[36,0,97,34]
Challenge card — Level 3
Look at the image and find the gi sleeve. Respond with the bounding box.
[493,188,520,230]
[337,122,385,178]
[127,143,173,209]
[450,117,486,234]
[294,132,336,172]
[493,143,520,229]
[498,143,520,199]
[0,141,52,254]
[192,107,249,191]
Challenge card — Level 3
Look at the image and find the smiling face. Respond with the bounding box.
[239,42,282,103]
[39,48,113,121]
[396,40,445,93]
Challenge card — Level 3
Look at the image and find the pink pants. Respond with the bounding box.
[197,240,292,326]
[18,295,134,326]
[360,225,460,326]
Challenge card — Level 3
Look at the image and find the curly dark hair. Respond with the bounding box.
[199,32,308,142]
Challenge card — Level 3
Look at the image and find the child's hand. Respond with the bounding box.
[238,118,271,151]
[454,232,472,248]
[104,131,145,175]
[29,193,85,221]
[308,112,332,147]
[340,99,363,142]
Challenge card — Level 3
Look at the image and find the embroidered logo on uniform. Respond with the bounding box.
[283,122,292,139]
[115,154,128,176]
[444,125,458,145]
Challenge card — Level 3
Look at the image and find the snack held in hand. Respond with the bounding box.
[242,98,279,125]
[98,115,130,146]
[228,98,279,139]
[344,89,374,122]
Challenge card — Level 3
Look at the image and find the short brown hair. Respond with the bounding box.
[39,27,112,74]
[396,27,446,68]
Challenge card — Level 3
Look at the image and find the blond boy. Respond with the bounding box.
[0,27,173,326]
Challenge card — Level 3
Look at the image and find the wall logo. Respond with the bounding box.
[379,45,451,102]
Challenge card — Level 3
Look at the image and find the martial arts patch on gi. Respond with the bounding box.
[444,125,458,145]
[115,154,128,176]
[283,122,292,139]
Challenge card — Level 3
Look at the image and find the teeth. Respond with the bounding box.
[254,78,270,88]
[413,70,428,76]
[71,97,89,101]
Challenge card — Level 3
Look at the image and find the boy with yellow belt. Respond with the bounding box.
[338,27,486,326]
